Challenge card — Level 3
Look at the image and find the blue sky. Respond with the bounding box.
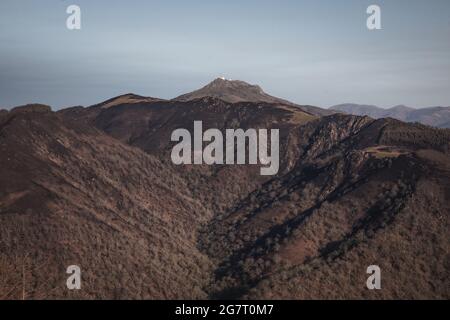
[0,0,449,109]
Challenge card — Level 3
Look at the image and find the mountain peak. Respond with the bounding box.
[204,77,264,92]
[173,78,333,116]
[216,76,232,81]
[391,105,414,111]
[174,78,285,105]
[10,103,52,114]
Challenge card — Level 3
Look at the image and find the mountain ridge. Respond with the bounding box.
[332,103,450,128]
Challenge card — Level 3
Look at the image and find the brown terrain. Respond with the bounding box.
[0,79,449,299]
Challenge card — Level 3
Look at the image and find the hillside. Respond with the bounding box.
[0,105,212,299]
[69,97,449,299]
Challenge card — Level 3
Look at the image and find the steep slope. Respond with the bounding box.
[200,116,450,299]
[0,105,212,299]
[174,78,333,116]
[332,103,450,128]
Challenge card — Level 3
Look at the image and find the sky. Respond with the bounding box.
[0,0,449,110]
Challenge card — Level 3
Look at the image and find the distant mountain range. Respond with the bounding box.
[331,103,450,128]
[0,78,449,299]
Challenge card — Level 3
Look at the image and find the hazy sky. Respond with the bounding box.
[1,0,449,109]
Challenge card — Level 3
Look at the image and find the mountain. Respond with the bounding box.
[1,87,449,299]
[331,103,450,128]
[175,78,333,116]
